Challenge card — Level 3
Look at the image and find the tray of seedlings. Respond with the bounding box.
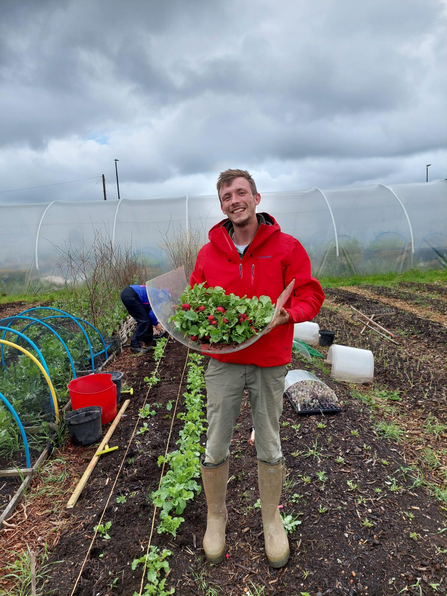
[285,371,341,415]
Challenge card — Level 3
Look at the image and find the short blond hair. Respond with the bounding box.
[216,169,258,200]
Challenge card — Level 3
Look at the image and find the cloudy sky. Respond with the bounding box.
[0,0,446,205]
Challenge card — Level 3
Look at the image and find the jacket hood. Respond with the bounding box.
[208,212,280,256]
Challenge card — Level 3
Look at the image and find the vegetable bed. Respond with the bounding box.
[2,281,447,596]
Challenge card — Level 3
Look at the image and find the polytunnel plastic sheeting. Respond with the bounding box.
[187,194,222,232]
[0,203,48,273]
[320,185,413,275]
[258,189,336,275]
[0,180,446,279]
[37,200,118,276]
[113,197,187,270]
[390,180,447,268]
[188,189,336,276]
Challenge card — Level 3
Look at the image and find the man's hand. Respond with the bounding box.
[268,307,290,331]
[155,323,164,333]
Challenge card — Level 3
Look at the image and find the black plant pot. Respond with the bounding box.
[319,330,335,347]
[65,406,102,446]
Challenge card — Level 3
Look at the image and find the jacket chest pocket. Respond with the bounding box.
[251,256,284,289]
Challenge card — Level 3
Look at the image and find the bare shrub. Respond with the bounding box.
[54,230,159,334]
[161,223,205,280]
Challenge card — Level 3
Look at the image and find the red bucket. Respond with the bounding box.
[68,374,117,425]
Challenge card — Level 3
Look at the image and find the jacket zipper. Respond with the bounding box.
[239,263,242,278]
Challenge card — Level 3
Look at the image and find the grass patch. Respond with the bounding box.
[319,268,447,289]
[374,420,404,442]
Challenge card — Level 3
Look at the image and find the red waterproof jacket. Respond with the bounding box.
[190,213,325,367]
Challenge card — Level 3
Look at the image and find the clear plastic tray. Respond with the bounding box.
[146,267,295,354]
[284,370,341,415]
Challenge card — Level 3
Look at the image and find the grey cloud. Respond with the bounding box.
[0,0,446,204]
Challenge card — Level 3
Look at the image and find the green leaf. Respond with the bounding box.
[184,310,198,321]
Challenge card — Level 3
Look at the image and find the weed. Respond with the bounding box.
[422,447,441,469]
[350,429,359,437]
[315,470,328,483]
[407,579,423,596]
[376,389,401,401]
[2,544,59,596]
[361,518,374,528]
[246,581,266,596]
[424,414,447,439]
[386,476,402,493]
[375,421,403,442]
[407,468,425,489]
[346,479,359,491]
[116,495,127,504]
[190,568,221,595]
[335,456,345,464]
[281,513,302,533]
[303,437,322,461]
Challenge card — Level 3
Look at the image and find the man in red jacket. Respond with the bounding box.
[190,169,324,568]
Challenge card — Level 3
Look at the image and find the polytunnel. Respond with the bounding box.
[0,179,446,281]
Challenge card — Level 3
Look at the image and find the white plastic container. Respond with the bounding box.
[293,322,320,346]
[326,345,374,383]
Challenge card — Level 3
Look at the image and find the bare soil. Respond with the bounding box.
[2,283,447,596]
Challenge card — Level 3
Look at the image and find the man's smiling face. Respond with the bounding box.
[219,177,261,228]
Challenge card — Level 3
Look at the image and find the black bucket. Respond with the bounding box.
[319,329,335,347]
[65,406,102,446]
[109,371,124,404]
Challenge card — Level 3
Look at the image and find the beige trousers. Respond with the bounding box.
[203,359,287,467]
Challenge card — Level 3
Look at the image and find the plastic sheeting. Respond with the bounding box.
[0,180,446,279]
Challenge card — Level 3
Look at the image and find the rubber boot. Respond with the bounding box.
[201,458,229,564]
[258,460,290,568]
